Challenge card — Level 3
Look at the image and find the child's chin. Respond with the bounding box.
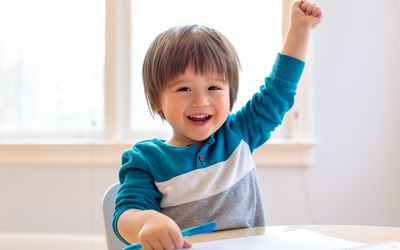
[190,135,211,143]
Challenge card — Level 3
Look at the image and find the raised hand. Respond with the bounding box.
[291,0,323,30]
[281,0,323,60]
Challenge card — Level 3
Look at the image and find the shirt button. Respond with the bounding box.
[199,154,204,162]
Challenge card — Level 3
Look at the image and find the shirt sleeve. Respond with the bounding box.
[229,53,305,151]
[112,146,162,244]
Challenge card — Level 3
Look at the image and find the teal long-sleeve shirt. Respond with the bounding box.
[113,53,305,244]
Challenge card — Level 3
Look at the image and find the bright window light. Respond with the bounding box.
[0,0,105,136]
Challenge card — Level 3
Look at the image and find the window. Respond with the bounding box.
[0,0,314,167]
[0,0,105,137]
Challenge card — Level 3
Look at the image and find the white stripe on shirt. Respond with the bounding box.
[155,141,255,208]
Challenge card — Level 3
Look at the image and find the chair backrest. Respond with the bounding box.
[103,182,127,250]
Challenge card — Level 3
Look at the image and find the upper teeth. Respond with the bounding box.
[190,114,209,119]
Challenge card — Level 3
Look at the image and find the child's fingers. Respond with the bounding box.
[169,230,185,249]
[183,239,193,249]
[299,1,310,14]
[301,2,322,18]
[140,239,154,250]
[309,4,320,17]
[162,232,177,249]
[155,238,165,250]
[313,7,323,19]
[305,3,315,16]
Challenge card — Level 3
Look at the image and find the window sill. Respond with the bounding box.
[253,139,316,167]
[0,139,315,167]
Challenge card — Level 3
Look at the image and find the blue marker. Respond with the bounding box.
[180,221,217,237]
[123,221,217,250]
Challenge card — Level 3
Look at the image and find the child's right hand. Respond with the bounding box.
[138,210,192,250]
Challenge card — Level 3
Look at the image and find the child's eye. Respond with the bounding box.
[208,86,221,91]
[177,87,191,92]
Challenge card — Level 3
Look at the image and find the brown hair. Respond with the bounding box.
[142,24,240,119]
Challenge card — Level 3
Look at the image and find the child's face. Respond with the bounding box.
[160,66,230,147]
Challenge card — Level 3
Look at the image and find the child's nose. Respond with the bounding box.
[191,93,210,107]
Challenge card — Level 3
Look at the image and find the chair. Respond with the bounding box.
[103,182,127,250]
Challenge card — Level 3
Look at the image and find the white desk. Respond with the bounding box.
[188,225,400,244]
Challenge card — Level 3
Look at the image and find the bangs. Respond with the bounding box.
[164,32,230,81]
[160,26,237,86]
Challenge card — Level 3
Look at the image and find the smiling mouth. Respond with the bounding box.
[188,114,212,123]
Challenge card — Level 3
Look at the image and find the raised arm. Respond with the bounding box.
[281,0,323,61]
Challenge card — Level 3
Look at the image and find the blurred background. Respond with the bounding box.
[0,0,399,249]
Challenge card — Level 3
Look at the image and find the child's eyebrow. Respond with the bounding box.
[167,77,186,87]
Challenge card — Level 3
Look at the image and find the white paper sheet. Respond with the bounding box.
[190,229,365,250]
[341,242,400,250]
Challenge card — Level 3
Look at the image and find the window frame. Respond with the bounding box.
[0,0,315,167]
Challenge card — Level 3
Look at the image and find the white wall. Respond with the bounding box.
[261,0,400,226]
[0,0,399,248]
[0,164,116,234]
[0,164,117,249]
